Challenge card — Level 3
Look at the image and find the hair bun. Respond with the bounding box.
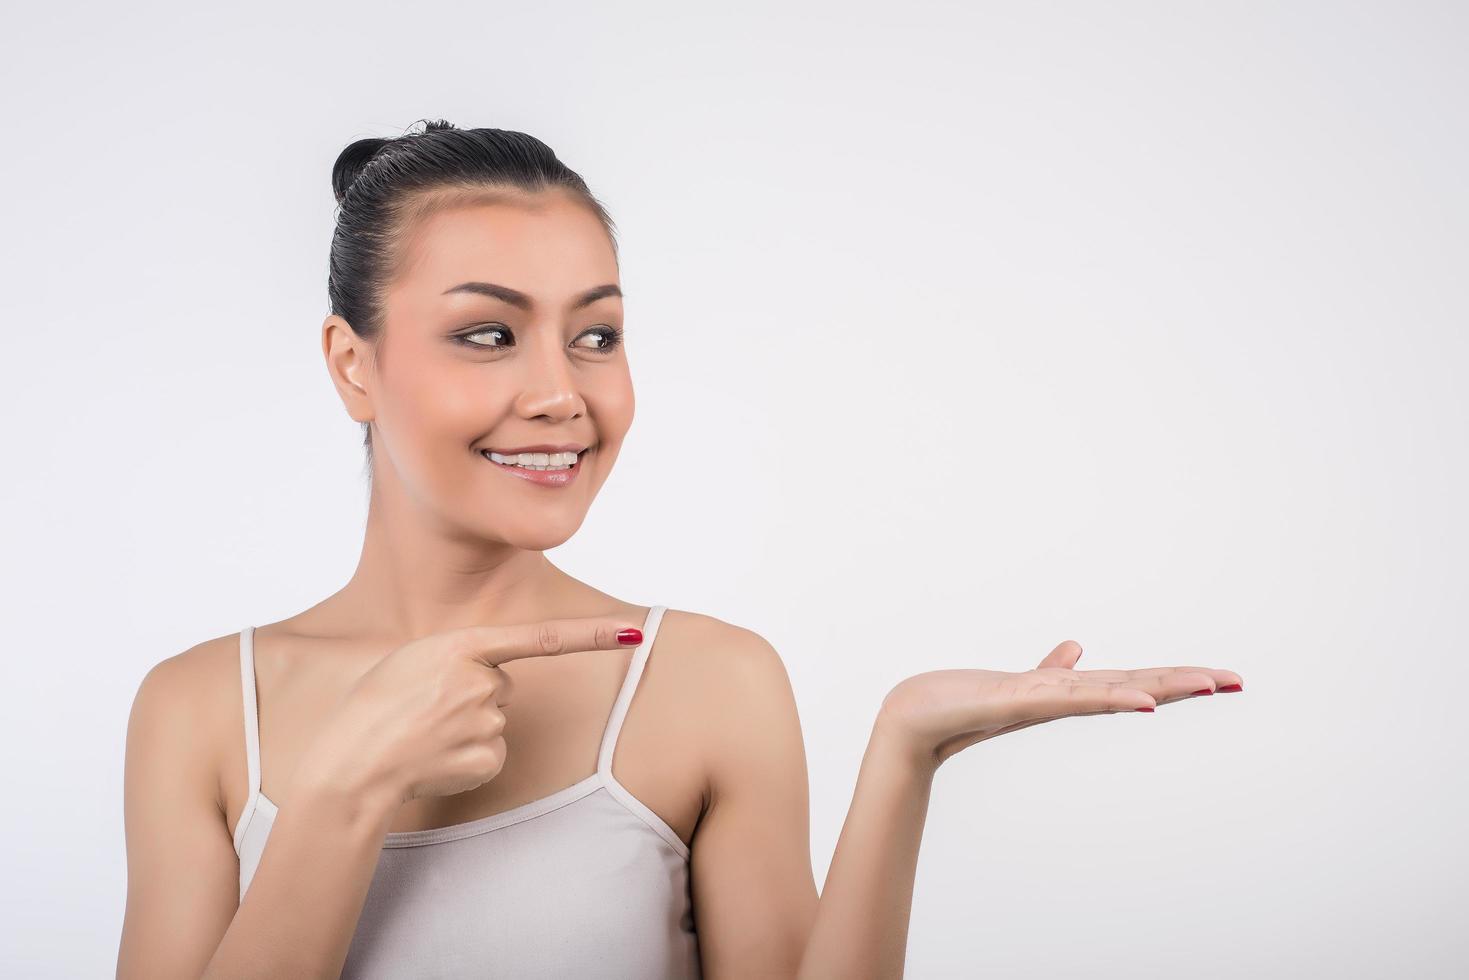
[331,137,392,205]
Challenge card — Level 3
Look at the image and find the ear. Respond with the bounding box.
[322,314,375,424]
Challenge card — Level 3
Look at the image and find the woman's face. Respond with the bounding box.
[325,188,632,551]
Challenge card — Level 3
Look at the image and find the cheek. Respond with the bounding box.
[384,359,496,441]
[588,375,635,437]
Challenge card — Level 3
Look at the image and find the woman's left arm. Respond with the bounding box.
[688,627,938,980]
[690,628,1242,980]
[795,640,1244,980]
[687,625,818,978]
[792,718,935,980]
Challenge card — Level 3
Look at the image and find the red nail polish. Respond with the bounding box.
[1217,683,1243,693]
[1191,689,1214,696]
[1135,706,1154,712]
[616,628,642,645]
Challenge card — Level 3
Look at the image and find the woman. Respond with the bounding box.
[115,120,1243,979]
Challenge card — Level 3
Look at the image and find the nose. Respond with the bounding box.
[511,335,585,422]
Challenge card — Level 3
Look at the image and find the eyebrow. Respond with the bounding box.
[440,281,623,310]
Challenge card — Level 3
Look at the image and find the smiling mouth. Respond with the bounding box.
[478,447,591,473]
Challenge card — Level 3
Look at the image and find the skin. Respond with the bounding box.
[115,186,1244,980]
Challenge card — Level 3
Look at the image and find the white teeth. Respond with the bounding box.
[484,449,581,471]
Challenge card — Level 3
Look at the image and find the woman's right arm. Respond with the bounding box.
[117,616,643,979]
[116,647,401,980]
[201,760,400,978]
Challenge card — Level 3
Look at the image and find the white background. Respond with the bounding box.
[2,2,1465,977]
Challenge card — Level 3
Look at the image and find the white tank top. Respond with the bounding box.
[231,604,702,978]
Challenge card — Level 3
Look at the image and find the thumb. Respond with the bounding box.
[1036,639,1082,670]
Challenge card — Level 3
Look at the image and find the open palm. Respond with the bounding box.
[878,641,1244,768]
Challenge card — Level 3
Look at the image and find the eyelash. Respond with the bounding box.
[455,324,624,355]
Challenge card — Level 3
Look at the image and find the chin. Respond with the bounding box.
[487,515,589,552]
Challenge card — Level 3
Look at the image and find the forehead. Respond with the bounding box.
[390,190,618,302]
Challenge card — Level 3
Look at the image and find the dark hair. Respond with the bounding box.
[327,118,618,469]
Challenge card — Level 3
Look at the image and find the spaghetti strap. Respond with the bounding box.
[596,605,668,779]
[238,626,262,800]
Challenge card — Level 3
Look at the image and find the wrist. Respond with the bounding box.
[867,715,940,784]
[290,751,403,830]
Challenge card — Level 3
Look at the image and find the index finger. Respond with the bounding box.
[447,617,646,668]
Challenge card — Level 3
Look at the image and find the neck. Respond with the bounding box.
[324,467,576,644]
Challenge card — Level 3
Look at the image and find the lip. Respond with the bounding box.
[479,446,588,487]
[482,442,588,454]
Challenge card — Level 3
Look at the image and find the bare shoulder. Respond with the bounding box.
[650,609,801,765]
[139,629,241,686]
[119,632,250,976]
[132,631,242,725]
[127,631,245,814]
[653,607,793,689]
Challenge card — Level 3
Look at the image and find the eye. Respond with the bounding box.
[573,325,625,354]
[456,324,514,349]
[454,324,623,354]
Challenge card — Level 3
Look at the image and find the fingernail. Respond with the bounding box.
[1135,706,1154,712]
[617,628,643,645]
[1217,683,1243,693]
[1191,688,1214,696]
